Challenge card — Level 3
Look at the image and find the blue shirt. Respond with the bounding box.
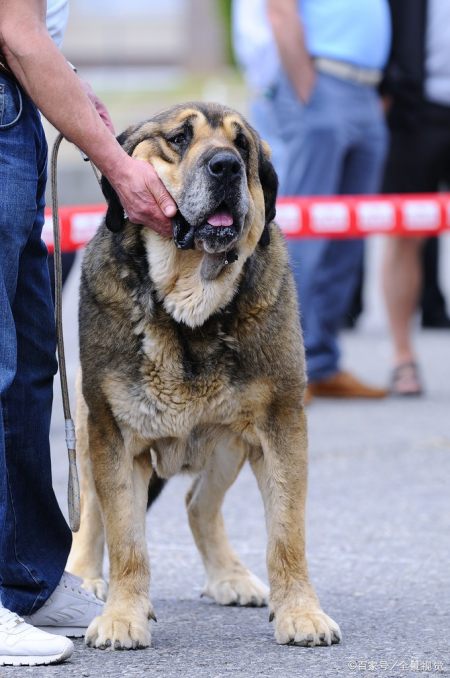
[300,0,391,70]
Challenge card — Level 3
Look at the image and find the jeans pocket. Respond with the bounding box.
[0,79,23,130]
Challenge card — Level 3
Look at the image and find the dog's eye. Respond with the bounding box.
[167,132,187,146]
[235,133,249,152]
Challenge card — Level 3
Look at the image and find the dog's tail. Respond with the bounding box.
[147,474,167,510]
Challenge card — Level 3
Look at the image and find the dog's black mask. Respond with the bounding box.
[172,212,195,249]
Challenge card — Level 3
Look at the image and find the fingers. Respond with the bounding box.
[120,193,173,236]
[114,158,176,237]
[144,167,177,219]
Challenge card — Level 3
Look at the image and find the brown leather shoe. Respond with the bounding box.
[308,370,387,399]
[303,385,314,406]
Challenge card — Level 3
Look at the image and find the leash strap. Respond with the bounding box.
[50,134,103,532]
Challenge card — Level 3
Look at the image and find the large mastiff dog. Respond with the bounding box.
[67,102,341,650]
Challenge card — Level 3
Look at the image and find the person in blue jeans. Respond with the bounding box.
[267,0,391,401]
[0,0,177,666]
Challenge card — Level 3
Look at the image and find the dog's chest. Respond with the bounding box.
[107,322,245,441]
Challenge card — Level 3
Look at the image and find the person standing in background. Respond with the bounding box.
[382,0,450,396]
[267,0,391,402]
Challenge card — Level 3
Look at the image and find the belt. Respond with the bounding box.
[314,57,382,87]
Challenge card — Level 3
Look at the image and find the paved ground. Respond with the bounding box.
[6,254,450,678]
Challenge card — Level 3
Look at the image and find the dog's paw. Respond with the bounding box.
[85,608,151,650]
[81,577,108,602]
[273,606,341,647]
[203,570,269,607]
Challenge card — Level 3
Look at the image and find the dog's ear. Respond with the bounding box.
[257,140,278,247]
[101,130,134,233]
[101,175,125,233]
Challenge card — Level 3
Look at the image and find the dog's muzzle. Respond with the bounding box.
[172,150,246,255]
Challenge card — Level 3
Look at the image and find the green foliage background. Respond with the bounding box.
[217,0,236,66]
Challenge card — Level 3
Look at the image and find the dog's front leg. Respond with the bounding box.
[251,407,341,647]
[85,417,153,650]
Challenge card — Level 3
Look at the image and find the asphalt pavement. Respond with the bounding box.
[5,252,450,678]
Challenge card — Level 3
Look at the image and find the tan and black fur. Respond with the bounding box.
[67,102,341,649]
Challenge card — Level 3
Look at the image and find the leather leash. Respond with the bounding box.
[51,133,102,532]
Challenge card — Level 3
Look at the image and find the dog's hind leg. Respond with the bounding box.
[186,435,269,607]
[67,372,107,601]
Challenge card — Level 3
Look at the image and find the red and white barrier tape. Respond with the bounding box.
[43,193,450,253]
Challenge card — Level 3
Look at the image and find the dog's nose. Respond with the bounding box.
[208,152,242,181]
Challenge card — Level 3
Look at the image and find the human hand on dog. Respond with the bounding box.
[108,156,177,236]
[79,82,176,234]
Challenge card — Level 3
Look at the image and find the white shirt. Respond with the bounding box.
[46,0,70,47]
[232,0,280,92]
[425,0,450,106]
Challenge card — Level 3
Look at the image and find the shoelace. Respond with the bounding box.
[0,607,25,632]
[60,575,99,602]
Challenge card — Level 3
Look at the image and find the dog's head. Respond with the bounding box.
[102,103,278,267]
[100,103,279,327]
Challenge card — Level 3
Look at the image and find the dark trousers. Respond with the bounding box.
[383,99,450,322]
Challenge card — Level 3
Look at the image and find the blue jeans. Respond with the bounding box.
[0,75,71,615]
[271,72,387,381]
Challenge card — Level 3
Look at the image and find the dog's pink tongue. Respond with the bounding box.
[207,211,234,227]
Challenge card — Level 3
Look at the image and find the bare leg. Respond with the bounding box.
[67,374,107,600]
[186,436,268,606]
[85,415,154,650]
[251,408,340,646]
[382,236,424,366]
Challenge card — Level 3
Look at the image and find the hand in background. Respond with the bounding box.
[296,57,316,104]
[80,79,115,134]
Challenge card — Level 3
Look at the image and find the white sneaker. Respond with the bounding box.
[23,571,104,638]
[0,605,73,666]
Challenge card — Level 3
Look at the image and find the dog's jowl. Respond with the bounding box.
[66,102,341,649]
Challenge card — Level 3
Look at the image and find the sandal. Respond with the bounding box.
[390,361,423,397]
